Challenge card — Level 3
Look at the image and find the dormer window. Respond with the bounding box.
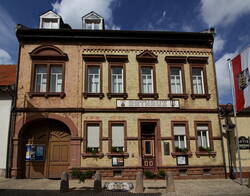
[82,11,104,30]
[39,11,61,29]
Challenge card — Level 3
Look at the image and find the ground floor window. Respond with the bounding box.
[86,124,100,153]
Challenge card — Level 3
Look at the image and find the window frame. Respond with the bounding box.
[189,57,210,100]
[138,63,158,99]
[29,62,65,98]
[83,62,104,99]
[167,64,188,99]
[108,121,127,154]
[82,121,104,158]
[194,121,216,157]
[171,121,192,158]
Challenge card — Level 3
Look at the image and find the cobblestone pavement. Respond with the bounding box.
[0,177,249,196]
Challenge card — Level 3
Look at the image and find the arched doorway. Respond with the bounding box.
[20,119,71,178]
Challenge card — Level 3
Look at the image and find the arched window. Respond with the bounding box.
[29,45,68,98]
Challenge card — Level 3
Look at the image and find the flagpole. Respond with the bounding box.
[227,59,243,185]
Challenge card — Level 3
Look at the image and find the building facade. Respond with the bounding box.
[0,65,16,177]
[11,11,225,179]
[219,105,250,178]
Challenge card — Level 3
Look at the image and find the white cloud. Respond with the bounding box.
[200,0,250,27]
[182,24,194,32]
[52,0,120,29]
[213,35,225,54]
[0,48,12,64]
[156,10,167,25]
[0,5,16,47]
[215,52,238,102]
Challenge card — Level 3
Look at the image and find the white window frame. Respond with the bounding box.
[111,124,124,148]
[197,127,210,148]
[170,67,183,94]
[173,125,187,149]
[50,66,62,92]
[111,67,124,93]
[42,18,59,29]
[87,66,100,93]
[141,67,154,93]
[35,65,47,92]
[192,68,205,94]
[86,124,100,149]
[85,20,101,30]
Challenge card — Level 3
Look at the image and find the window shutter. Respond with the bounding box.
[174,125,185,135]
[197,126,208,131]
[87,125,100,148]
[112,125,124,147]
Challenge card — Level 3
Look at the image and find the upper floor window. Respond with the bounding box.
[192,68,205,94]
[39,11,61,29]
[29,45,68,98]
[111,67,123,93]
[34,64,63,93]
[87,66,100,93]
[82,11,104,30]
[170,67,183,94]
[141,67,154,94]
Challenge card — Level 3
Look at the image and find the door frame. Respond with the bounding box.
[138,119,162,169]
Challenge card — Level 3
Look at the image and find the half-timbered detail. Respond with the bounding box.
[11,11,224,179]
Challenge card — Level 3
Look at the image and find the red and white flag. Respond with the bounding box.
[231,46,250,112]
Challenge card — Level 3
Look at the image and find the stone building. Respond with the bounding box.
[11,11,225,179]
[0,65,16,177]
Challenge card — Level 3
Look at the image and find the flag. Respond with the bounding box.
[231,46,250,112]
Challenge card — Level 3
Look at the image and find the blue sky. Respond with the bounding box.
[0,0,250,104]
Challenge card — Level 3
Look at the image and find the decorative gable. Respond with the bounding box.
[136,50,158,63]
[39,11,61,29]
[82,11,104,30]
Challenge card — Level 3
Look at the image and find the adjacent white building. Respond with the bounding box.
[0,65,16,177]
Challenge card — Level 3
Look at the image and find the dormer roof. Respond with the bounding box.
[82,11,103,20]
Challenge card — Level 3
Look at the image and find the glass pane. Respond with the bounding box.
[179,136,185,148]
[170,68,182,93]
[202,131,208,148]
[50,66,62,92]
[141,67,153,93]
[94,23,100,29]
[192,68,204,94]
[145,141,151,154]
[111,67,123,93]
[197,131,202,147]
[174,136,179,147]
[141,67,151,75]
[88,67,100,93]
[86,23,92,29]
[35,65,47,92]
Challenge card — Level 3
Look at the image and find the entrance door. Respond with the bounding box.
[141,122,157,170]
[48,130,70,178]
[23,119,70,179]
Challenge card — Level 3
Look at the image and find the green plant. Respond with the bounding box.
[85,170,95,179]
[86,147,99,154]
[111,147,124,153]
[144,170,156,179]
[157,169,166,178]
[71,169,81,178]
[199,146,212,152]
[175,147,188,153]
[79,172,86,183]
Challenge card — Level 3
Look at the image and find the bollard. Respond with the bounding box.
[135,171,144,193]
[94,171,102,192]
[60,171,69,192]
[165,172,175,192]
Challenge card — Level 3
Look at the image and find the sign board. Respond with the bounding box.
[238,136,250,149]
[112,157,124,166]
[25,144,45,161]
[117,100,179,108]
[176,156,188,165]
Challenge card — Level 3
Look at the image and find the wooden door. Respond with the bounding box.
[142,139,156,169]
[47,129,70,178]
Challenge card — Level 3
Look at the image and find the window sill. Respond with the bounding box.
[191,94,211,100]
[83,92,104,99]
[107,93,128,99]
[171,151,192,158]
[138,93,159,99]
[28,92,66,98]
[195,151,216,158]
[81,152,104,159]
[168,93,188,100]
[106,152,129,158]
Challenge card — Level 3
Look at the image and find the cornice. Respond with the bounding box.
[82,48,212,56]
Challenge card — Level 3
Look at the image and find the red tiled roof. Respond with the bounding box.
[0,65,16,86]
